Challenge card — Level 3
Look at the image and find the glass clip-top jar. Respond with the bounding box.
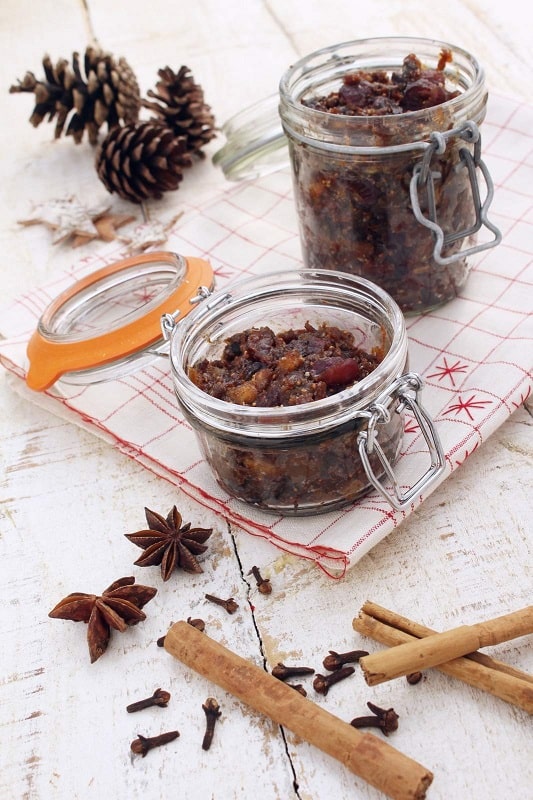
[214,37,502,314]
[279,37,502,314]
[25,253,445,515]
[166,268,445,514]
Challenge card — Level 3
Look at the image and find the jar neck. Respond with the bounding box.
[279,37,486,149]
[170,270,408,440]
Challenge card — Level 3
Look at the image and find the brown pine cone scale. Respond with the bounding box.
[142,65,216,157]
[10,47,141,145]
[96,121,192,203]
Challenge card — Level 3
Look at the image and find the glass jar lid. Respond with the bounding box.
[26,251,213,390]
[212,94,288,181]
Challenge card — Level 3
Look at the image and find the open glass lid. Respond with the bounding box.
[212,94,289,181]
[26,251,214,391]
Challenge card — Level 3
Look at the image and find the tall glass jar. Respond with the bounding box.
[168,269,444,516]
[279,37,501,314]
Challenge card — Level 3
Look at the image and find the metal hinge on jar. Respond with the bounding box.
[410,121,502,266]
[160,285,220,340]
[357,373,445,510]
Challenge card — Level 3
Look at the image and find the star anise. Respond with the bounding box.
[48,576,157,663]
[125,506,213,581]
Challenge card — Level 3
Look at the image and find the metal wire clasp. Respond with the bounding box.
[160,285,214,340]
[357,372,445,510]
[410,120,501,266]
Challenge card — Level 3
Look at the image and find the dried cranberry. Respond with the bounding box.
[339,80,372,111]
[402,78,447,111]
[313,357,361,387]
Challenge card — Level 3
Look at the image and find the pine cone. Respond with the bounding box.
[9,47,141,144]
[96,121,192,203]
[142,66,216,158]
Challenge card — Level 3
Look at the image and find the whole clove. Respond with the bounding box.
[202,697,221,750]
[249,566,272,595]
[271,662,315,681]
[205,594,239,614]
[287,683,307,697]
[130,730,180,756]
[187,617,206,632]
[322,649,369,671]
[350,701,399,736]
[126,688,171,713]
[313,666,355,695]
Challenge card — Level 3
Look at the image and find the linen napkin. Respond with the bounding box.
[1,93,531,576]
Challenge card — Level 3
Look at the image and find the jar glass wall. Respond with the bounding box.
[279,37,494,314]
[169,270,409,515]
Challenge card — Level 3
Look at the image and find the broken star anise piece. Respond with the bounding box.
[48,576,157,663]
[125,506,213,581]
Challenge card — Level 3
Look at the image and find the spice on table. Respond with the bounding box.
[288,683,307,697]
[156,635,166,647]
[187,616,206,632]
[249,566,272,595]
[322,649,369,671]
[201,697,222,750]
[406,671,423,685]
[130,730,180,757]
[163,621,434,798]
[313,666,355,695]
[126,688,171,713]
[125,506,213,581]
[204,594,239,614]
[271,663,315,681]
[354,602,533,713]
[350,702,399,736]
[48,576,157,663]
[358,604,533,686]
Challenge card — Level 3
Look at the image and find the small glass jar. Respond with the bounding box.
[279,37,501,314]
[168,269,444,516]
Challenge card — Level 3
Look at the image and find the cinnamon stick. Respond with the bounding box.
[361,602,533,684]
[357,606,533,686]
[353,611,533,714]
[164,621,433,800]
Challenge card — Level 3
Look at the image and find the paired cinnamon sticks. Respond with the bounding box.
[165,620,433,800]
[353,602,533,714]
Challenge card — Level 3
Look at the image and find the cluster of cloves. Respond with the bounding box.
[271,648,369,697]
[201,565,272,616]
[314,648,369,696]
[128,688,222,756]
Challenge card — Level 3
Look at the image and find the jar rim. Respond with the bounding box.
[169,269,408,439]
[279,35,485,124]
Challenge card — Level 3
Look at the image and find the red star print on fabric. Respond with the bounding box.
[443,394,492,421]
[404,416,419,435]
[454,443,480,466]
[427,357,469,386]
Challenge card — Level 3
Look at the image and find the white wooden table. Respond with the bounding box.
[1,2,531,799]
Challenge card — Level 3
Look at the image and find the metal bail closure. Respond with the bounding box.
[357,373,445,510]
[409,120,502,266]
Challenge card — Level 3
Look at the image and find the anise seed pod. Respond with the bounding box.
[125,506,213,581]
[48,576,157,663]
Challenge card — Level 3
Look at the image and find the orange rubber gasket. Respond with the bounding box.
[26,252,213,391]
